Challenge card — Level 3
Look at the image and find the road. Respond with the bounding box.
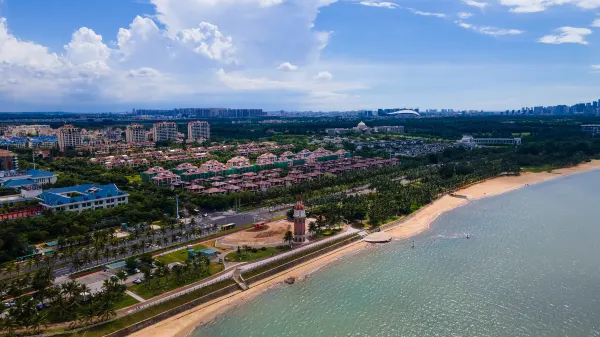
[1,206,290,281]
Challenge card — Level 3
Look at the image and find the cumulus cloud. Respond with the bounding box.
[538,27,592,45]
[408,8,447,18]
[592,65,600,70]
[0,0,357,108]
[359,1,398,8]
[176,22,236,62]
[500,0,600,13]
[315,71,333,80]
[462,0,488,9]
[458,12,474,19]
[64,28,111,65]
[455,20,524,36]
[277,62,299,71]
[592,16,600,27]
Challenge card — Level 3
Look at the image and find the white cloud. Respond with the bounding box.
[591,65,600,70]
[315,71,333,80]
[500,0,600,13]
[462,0,488,9]
[359,1,398,8]
[538,27,592,45]
[458,12,474,19]
[592,17,600,27]
[408,8,447,18]
[277,62,299,71]
[455,20,524,36]
[176,22,236,62]
[64,28,111,65]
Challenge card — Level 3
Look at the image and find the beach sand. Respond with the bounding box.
[130,160,600,337]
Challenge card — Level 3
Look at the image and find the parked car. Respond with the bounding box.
[132,279,142,284]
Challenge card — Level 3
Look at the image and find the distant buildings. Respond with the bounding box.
[134,108,266,118]
[152,122,178,142]
[459,135,522,147]
[37,184,128,213]
[581,125,600,135]
[187,121,210,142]
[126,123,147,144]
[0,150,18,171]
[326,122,405,136]
[377,109,420,117]
[29,136,58,148]
[4,125,53,137]
[58,125,82,151]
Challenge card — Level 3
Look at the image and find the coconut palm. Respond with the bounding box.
[283,230,294,248]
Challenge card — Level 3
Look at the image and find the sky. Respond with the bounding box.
[0,0,599,112]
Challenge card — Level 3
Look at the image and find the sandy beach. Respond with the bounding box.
[130,161,600,337]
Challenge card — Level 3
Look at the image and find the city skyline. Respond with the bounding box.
[0,0,599,112]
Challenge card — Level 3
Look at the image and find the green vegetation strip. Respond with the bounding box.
[63,279,235,337]
[243,234,360,279]
[128,263,224,299]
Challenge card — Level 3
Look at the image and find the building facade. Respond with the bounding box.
[0,150,17,171]
[187,121,210,142]
[582,125,600,135]
[37,184,128,213]
[126,123,147,143]
[58,125,82,151]
[293,196,307,243]
[459,135,522,147]
[152,122,178,142]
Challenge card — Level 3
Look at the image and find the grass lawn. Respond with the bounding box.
[125,175,142,183]
[113,294,139,310]
[65,279,235,337]
[128,263,224,299]
[155,243,207,264]
[522,165,555,173]
[314,228,343,239]
[224,247,289,262]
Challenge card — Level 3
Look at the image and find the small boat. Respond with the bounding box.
[284,277,296,284]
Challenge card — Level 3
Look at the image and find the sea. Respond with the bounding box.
[192,170,600,337]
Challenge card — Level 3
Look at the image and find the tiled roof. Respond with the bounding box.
[37,184,127,206]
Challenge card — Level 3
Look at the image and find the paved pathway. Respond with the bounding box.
[126,290,146,303]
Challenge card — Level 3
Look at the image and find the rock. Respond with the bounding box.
[284,277,296,284]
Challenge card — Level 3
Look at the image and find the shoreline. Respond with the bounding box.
[129,160,600,337]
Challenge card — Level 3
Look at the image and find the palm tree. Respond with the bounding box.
[27,311,49,334]
[284,230,294,248]
[116,270,128,284]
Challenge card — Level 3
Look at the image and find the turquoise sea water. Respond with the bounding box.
[193,171,600,336]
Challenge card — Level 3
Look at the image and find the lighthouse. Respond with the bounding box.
[293,195,307,243]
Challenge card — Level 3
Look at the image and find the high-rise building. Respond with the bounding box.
[293,195,307,243]
[0,150,18,171]
[126,123,147,144]
[187,121,210,142]
[152,122,178,142]
[58,125,82,151]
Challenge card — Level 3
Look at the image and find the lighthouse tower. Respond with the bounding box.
[293,195,307,243]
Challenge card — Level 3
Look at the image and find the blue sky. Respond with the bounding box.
[0,0,598,112]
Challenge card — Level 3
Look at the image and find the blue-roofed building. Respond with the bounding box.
[28,136,58,148]
[36,184,129,213]
[0,169,57,188]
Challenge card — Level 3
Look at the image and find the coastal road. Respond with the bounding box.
[1,206,290,281]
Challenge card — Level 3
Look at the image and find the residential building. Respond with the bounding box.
[187,121,210,142]
[28,136,58,148]
[151,172,181,186]
[0,169,57,188]
[582,125,600,135]
[226,156,251,168]
[459,135,522,147]
[0,150,17,171]
[126,123,147,144]
[36,184,128,213]
[257,153,278,165]
[58,125,82,151]
[152,122,178,142]
[5,125,53,137]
